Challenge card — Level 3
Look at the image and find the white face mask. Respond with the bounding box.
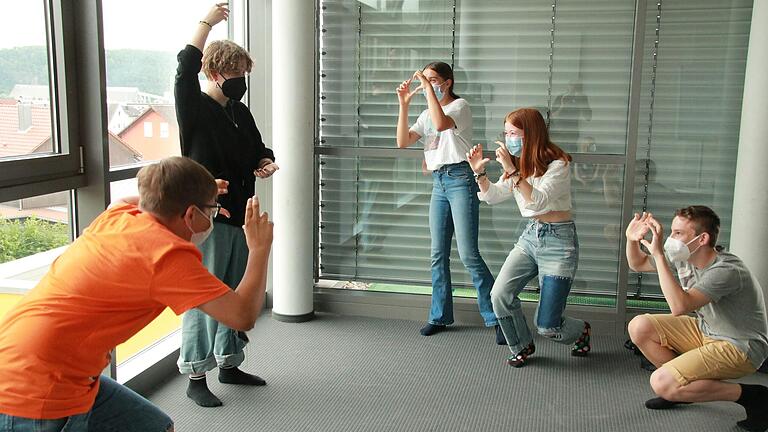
[187,206,214,246]
[663,234,702,262]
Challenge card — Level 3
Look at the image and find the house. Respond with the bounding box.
[117,104,180,161]
[0,99,142,212]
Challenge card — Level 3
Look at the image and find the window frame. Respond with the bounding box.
[0,1,86,201]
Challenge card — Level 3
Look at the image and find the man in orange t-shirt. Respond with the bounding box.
[0,156,273,431]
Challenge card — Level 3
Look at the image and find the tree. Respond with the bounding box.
[0,217,69,264]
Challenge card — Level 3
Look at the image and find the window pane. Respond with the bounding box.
[319,156,624,303]
[321,0,454,148]
[0,191,72,318]
[631,0,752,299]
[454,0,552,145]
[548,0,635,154]
[0,1,55,160]
[109,178,181,380]
[102,0,228,168]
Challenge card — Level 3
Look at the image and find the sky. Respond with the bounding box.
[1,0,230,51]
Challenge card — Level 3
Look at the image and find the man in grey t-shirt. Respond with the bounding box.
[625,205,768,432]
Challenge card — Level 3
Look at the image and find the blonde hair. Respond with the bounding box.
[202,40,253,79]
[137,157,217,219]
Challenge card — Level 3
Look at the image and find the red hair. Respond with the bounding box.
[505,108,571,178]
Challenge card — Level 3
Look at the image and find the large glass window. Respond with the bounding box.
[318,0,753,307]
[629,0,752,299]
[102,0,231,169]
[0,1,54,161]
[0,191,72,317]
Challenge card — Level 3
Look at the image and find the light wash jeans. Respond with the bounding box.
[491,220,584,355]
[429,161,497,327]
[178,222,249,374]
[0,376,172,432]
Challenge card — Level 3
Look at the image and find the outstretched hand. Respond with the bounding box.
[494,141,517,178]
[255,163,279,179]
[396,78,422,106]
[625,212,651,242]
[242,196,273,253]
[202,3,229,27]
[466,144,491,174]
[639,214,665,258]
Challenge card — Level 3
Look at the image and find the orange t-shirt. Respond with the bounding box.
[0,203,231,419]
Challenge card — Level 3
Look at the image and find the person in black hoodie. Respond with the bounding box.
[174,3,278,408]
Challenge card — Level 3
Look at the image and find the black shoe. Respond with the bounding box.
[419,323,446,336]
[506,343,536,368]
[571,322,591,357]
[624,339,642,356]
[644,397,691,410]
[495,325,507,345]
[639,356,657,372]
[736,384,768,432]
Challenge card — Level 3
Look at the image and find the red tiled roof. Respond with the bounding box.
[0,99,52,158]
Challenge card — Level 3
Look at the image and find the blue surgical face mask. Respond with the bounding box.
[505,136,523,157]
[431,83,444,100]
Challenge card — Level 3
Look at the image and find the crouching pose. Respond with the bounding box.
[626,206,768,432]
[467,108,591,368]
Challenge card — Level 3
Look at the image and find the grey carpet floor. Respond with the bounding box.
[146,313,768,432]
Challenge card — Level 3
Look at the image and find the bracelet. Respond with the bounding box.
[508,170,519,178]
[199,20,213,29]
[473,171,487,181]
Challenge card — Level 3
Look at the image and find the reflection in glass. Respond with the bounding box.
[631,0,752,299]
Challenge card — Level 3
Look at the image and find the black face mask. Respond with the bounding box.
[219,76,247,101]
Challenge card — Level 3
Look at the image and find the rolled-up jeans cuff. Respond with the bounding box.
[216,351,246,369]
[178,357,217,375]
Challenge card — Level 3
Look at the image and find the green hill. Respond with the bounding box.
[0,46,177,97]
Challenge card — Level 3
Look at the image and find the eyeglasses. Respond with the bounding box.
[198,203,221,218]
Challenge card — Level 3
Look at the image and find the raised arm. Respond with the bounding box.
[414,70,454,131]
[625,212,655,272]
[641,215,711,315]
[197,196,272,330]
[396,78,423,148]
[191,4,229,52]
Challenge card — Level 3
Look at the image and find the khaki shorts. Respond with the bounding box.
[644,314,755,386]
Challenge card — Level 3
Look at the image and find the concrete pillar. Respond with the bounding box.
[730,1,768,294]
[271,0,315,322]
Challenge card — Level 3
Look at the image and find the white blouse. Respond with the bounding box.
[477,160,572,217]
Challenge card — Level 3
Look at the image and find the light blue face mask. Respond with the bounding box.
[505,136,523,157]
[431,83,444,100]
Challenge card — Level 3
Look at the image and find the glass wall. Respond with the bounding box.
[102,0,240,169]
[318,0,753,306]
[0,0,250,382]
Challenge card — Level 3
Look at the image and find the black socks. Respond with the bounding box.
[644,397,691,410]
[736,384,768,432]
[186,376,222,408]
[219,367,267,386]
[187,368,266,407]
[419,323,446,336]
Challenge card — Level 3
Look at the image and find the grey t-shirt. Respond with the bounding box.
[673,251,768,368]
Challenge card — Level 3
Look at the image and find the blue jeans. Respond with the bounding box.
[0,376,172,432]
[178,222,249,374]
[429,162,497,326]
[491,220,584,355]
